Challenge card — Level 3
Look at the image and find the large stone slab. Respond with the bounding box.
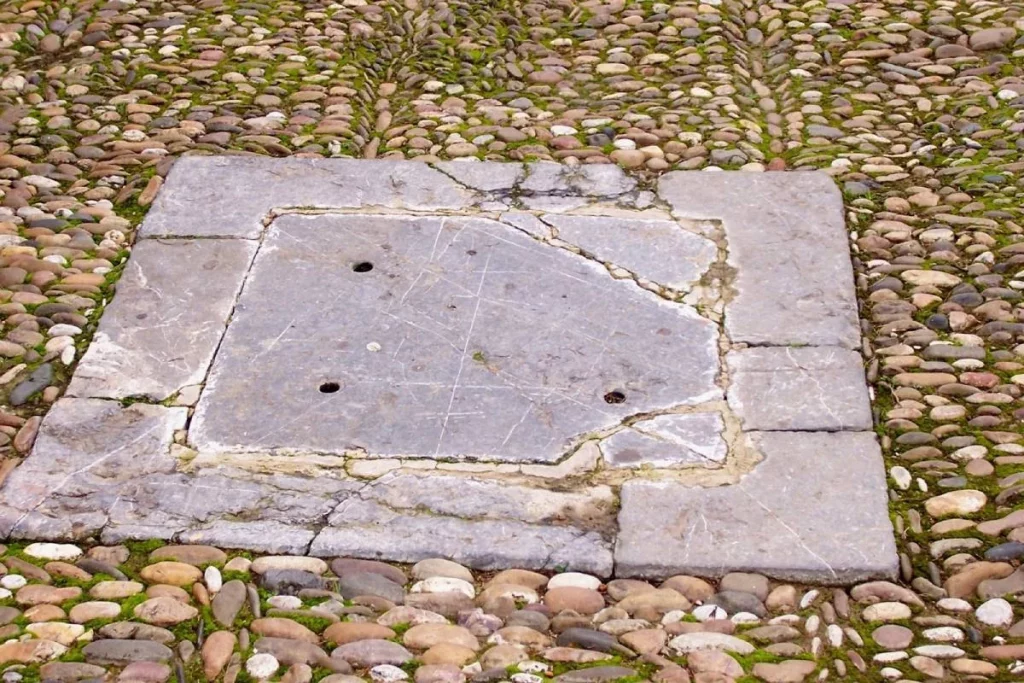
[7,160,893,581]
[614,431,898,583]
[190,213,720,462]
[658,172,859,349]
[726,346,872,431]
[141,157,479,239]
[316,473,616,566]
[310,498,614,576]
[0,399,187,539]
[537,214,717,291]
[600,413,727,468]
[67,239,257,401]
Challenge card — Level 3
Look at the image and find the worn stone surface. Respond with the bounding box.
[615,432,897,582]
[658,172,859,349]
[141,158,479,239]
[191,212,720,462]
[536,214,717,291]
[600,413,728,468]
[0,400,186,539]
[726,347,872,431]
[67,239,257,401]
[8,159,886,581]
[309,498,614,576]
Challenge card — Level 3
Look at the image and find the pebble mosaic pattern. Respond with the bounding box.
[2,0,1024,680]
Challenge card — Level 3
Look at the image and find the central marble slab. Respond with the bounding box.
[192,213,721,463]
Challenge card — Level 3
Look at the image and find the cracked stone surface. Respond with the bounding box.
[614,431,898,583]
[726,347,874,432]
[66,239,257,401]
[141,157,478,239]
[0,398,187,539]
[601,413,728,469]
[537,214,718,292]
[191,212,720,462]
[0,159,893,581]
[659,172,860,350]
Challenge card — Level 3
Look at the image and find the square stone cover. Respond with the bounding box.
[0,158,897,582]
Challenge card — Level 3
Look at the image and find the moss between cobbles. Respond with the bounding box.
[3,543,48,567]
[120,539,168,576]
[386,622,411,639]
[541,654,657,679]
[277,612,335,634]
[221,570,251,584]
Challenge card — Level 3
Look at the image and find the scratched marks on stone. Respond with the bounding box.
[189,213,722,463]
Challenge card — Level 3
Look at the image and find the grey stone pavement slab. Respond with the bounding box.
[520,162,637,197]
[308,472,616,573]
[601,413,727,468]
[66,239,257,401]
[0,160,896,582]
[0,399,187,539]
[658,171,860,349]
[190,212,720,462]
[538,214,718,291]
[614,431,898,583]
[309,498,614,576]
[141,157,480,239]
[726,346,872,431]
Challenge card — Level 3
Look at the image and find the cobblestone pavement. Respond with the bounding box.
[1,0,1024,680]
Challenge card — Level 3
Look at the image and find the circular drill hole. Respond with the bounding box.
[319,382,340,394]
[604,390,626,404]
[353,261,374,273]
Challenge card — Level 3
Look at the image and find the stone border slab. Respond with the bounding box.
[0,399,187,539]
[614,431,897,583]
[726,346,873,431]
[658,172,860,349]
[0,159,896,582]
[66,239,257,401]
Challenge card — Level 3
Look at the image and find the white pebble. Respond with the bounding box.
[410,576,475,598]
[661,610,687,624]
[890,466,911,490]
[370,665,408,683]
[692,604,726,621]
[922,626,963,642]
[799,589,820,609]
[730,612,760,624]
[24,542,82,561]
[511,674,543,683]
[547,572,600,591]
[975,598,1014,628]
[48,324,82,337]
[267,595,302,610]
[873,651,907,663]
[913,645,965,659]
[937,597,972,613]
[245,653,279,680]
[0,575,26,590]
[204,566,222,593]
